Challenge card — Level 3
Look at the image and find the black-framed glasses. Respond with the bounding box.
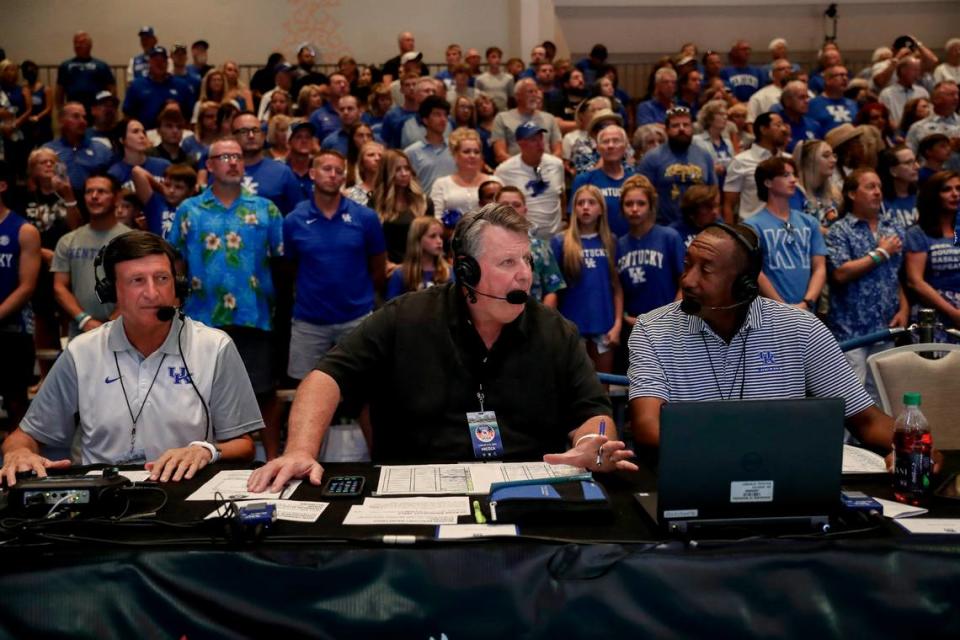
[210,152,242,162]
[783,220,798,244]
[232,127,261,137]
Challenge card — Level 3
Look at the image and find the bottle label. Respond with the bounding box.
[894,451,931,494]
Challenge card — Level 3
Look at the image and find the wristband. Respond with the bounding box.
[803,298,817,310]
[868,250,882,265]
[76,313,92,329]
[574,433,601,448]
[876,247,891,261]
[61,200,78,208]
[189,440,220,463]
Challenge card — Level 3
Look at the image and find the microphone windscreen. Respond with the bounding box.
[156,306,176,321]
[505,290,529,305]
[679,298,701,315]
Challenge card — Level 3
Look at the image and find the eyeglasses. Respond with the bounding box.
[232,127,261,137]
[526,165,548,197]
[783,220,798,244]
[210,153,242,162]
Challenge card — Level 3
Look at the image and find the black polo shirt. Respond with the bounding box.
[316,283,611,464]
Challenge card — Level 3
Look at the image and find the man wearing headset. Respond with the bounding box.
[249,204,638,492]
[627,222,895,450]
[1,231,263,485]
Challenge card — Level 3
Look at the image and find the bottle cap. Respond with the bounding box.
[903,392,922,406]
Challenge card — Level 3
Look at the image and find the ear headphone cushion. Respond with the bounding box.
[454,255,481,287]
[93,246,116,304]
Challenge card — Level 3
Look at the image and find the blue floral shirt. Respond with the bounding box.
[530,236,566,302]
[825,214,904,342]
[168,188,284,331]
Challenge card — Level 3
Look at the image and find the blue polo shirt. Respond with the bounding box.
[616,225,685,317]
[308,103,341,142]
[744,207,828,304]
[404,139,456,194]
[638,143,716,225]
[283,196,386,325]
[108,156,171,191]
[43,137,114,194]
[569,167,635,237]
[242,157,305,215]
[56,57,116,109]
[635,99,671,127]
[825,214,905,342]
[809,96,858,138]
[380,106,417,149]
[122,74,193,129]
[550,234,615,336]
[720,65,766,102]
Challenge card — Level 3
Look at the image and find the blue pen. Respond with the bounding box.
[596,420,606,466]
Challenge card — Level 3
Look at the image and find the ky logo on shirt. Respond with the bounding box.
[825,105,852,123]
[168,366,192,384]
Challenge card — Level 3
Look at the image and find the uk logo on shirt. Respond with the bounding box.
[756,350,782,373]
[826,105,852,123]
[168,366,192,384]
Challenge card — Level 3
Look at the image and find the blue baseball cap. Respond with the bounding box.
[148,46,168,58]
[515,121,547,141]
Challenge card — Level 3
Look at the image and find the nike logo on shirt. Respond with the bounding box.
[105,376,120,383]
[306,218,318,224]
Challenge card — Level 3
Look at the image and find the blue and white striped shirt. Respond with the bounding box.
[627,297,874,418]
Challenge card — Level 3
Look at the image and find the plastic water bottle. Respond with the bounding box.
[893,392,933,505]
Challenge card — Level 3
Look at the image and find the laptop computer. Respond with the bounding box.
[638,398,845,534]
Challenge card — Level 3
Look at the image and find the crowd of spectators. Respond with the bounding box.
[0,28,958,457]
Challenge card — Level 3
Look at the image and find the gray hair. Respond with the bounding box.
[454,203,531,258]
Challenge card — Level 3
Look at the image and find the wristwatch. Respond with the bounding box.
[189,440,221,463]
[803,298,817,310]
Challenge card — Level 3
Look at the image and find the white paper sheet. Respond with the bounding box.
[873,497,928,519]
[341,496,471,526]
[375,462,585,496]
[204,499,328,523]
[895,518,960,534]
[86,469,153,483]
[842,445,888,474]
[436,524,519,539]
[185,470,301,501]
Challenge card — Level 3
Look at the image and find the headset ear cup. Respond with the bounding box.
[454,255,481,287]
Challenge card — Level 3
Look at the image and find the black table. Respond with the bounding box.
[2,458,960,639]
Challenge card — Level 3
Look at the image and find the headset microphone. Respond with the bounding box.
[680,298,754,314]
[461,282,528,305]
[156,306,177,321]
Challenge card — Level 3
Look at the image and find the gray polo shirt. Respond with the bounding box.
[21,315,264,464]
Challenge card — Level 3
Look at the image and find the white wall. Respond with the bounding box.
[2,0,958,67]
[1,0,519,66]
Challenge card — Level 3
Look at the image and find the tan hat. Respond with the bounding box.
[824,123,863,149]
[588,108,623,135]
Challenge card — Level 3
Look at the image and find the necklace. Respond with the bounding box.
[700,328,750,401]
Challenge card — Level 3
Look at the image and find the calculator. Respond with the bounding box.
[321,475,365,497]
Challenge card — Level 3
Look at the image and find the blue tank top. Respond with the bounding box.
[0,211,30,333]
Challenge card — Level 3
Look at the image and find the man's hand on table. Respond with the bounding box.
[145,445,214,482]
[1,449,71,486]
[247,452,324,493]
[543,436,638,473]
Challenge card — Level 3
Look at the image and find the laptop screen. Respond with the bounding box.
[658,398,845,522]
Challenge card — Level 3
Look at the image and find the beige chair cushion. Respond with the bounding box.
[872,350,960,449]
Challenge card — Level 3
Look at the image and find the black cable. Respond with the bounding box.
[177,313,212,443]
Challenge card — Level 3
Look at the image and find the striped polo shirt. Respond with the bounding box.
[627,297,873,417]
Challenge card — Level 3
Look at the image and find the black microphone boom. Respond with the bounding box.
[462,282,528,305]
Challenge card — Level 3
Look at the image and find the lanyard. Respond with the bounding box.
[114,352,167,456]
